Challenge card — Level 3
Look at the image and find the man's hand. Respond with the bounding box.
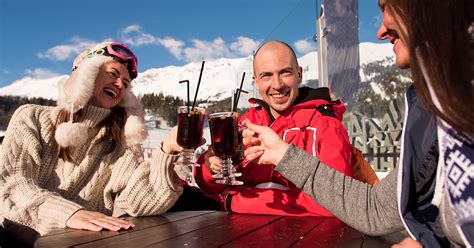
[242,120,290,165]
[66,210,134,232]
[204,147,222,174]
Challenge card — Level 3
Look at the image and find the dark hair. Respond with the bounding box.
[56,106,127,162]
[387,0,474,136]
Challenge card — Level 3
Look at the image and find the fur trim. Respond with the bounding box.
[124,115,148,145]
[55,41,147,147]
[121,90,148,145]
[55,122,89,147]
[57,56,113,112]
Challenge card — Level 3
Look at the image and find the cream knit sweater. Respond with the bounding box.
[0,104,183,235]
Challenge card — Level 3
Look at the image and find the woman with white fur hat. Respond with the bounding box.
[0,41,184,244]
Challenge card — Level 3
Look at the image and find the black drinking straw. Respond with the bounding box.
[232,72,247,112]
[192,61,205,111]
[178,80,190,112]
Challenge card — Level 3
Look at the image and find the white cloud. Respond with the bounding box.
[294,38,316,54]
[156,37,185,59]
[119,24,260,63]
[120,24,158,46]
[182,38,230,62]
[25,68,60,79]
[181,37,260,63]
[37,36,98,61]
[229,36,261,56]
[122,24,142,33]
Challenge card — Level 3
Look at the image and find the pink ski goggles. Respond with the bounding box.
[75,42,138,79]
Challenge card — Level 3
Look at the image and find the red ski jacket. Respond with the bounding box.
[194,87,353,216]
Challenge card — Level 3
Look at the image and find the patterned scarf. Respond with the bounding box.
[438,121,474,246]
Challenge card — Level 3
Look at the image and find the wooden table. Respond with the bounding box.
[35,210,405,247]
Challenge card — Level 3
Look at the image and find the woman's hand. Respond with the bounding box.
[162,126,206,154]
[66,210,134,231]
[203,147,222,174]
[392,237,422,248]
[162,126,182,154]
[242,120,290,165]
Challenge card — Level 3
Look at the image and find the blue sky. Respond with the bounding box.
[0,0,382,88]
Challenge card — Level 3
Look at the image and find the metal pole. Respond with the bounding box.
[317,4,328,88]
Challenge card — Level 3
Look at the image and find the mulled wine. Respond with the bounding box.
[209,112,239,158]
[176,106,206,149]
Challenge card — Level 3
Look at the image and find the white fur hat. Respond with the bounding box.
[55,42,147,148]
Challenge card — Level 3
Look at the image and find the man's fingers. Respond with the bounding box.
[209,156,222,173]
[210,163,221,173]
[208,156,220,165]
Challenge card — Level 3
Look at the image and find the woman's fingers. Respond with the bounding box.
[243,136,260,146]
[83,221,103,231]
[102,216,134,229]
[242,128,255,139]
[162,126,182,154]
[89,218,119,231]
[244,146,264,161]
[88,216,132,231]
[246,150,264,162]
[67,210,134,232]
[244,119,268,135]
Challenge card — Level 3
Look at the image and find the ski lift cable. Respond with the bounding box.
[258,0,309,46]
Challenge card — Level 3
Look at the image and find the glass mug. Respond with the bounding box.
[208,111,243,185]
[175,106,206,183]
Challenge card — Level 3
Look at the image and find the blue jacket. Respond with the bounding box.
[397,85,450,247]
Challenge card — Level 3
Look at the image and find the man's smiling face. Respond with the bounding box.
[253,41,302,118]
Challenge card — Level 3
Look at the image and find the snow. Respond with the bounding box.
[0,42,394,104]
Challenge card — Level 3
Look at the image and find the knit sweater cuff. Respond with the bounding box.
[37,195,83,232]
[150,143,181,191]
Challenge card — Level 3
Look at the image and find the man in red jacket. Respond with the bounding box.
[194,40,354,216]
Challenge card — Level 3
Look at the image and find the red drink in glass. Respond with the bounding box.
[176,106,206,149]
[209,112,239,158]
[175,106,206,184]
[208,112,243,185]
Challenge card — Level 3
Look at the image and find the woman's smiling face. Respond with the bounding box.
[89,61,131,109]
[376,0,410,69]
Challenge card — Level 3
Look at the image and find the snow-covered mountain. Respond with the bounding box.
[0,42,394,106]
